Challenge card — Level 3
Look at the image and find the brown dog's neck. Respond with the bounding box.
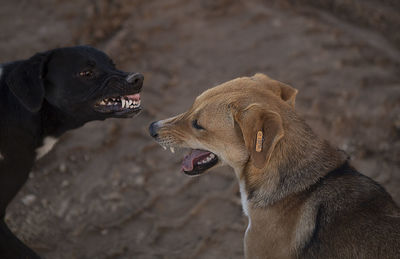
[242,113,348,209]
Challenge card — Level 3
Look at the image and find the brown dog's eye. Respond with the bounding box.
[192,119,205,130]
[79,70,93,77]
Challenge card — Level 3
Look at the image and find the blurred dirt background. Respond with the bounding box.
[0,0,399,258]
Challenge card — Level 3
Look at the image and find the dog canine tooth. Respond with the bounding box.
[162,146,167,150]
[170,147,175,153]
[36,137,59,160]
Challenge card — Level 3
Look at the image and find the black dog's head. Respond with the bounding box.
[5,46,143,121]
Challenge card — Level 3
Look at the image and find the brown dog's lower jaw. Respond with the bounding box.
[182,149,218,175]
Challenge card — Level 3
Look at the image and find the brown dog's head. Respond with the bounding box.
[149,73,298,176]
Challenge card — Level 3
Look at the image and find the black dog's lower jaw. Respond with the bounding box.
[0,46,144,258]
[94,93,142,117]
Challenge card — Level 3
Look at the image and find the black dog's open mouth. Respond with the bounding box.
[93,93,142,116]
[181,149,218,176]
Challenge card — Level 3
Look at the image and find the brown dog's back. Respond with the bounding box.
[300,162,400,258]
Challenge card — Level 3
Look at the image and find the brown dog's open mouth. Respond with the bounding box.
[93,93,142,116]
[182,149,218,176]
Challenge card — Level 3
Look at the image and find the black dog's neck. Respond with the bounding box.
[40,102,86,138]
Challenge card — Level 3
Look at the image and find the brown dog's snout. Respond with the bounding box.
[126,73,144,90]
[149,121,160,138]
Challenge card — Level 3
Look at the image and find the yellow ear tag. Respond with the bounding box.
[256,131,263,152]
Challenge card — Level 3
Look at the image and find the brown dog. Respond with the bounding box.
[149,73,400,258]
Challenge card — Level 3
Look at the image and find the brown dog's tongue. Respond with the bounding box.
[182,149,211,171]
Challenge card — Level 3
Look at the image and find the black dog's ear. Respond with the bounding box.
[6,51,51,112]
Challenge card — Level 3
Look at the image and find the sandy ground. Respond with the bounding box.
[1,0,399,258]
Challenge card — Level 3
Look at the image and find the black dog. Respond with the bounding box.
[0,46,144,258]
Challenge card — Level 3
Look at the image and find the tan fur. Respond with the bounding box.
[152,73,400,258]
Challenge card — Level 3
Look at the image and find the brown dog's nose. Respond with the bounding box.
[149,121,159,138]
[126,73,144,88]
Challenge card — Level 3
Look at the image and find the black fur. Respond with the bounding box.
[0,46,143,258]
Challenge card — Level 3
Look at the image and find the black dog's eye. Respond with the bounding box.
[192,119,205,130]
[79,70,94,78]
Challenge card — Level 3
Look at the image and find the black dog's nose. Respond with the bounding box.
[126,73,144,87]
[149,121,159,138]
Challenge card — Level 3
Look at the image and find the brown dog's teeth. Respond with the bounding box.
[196,153,215,165]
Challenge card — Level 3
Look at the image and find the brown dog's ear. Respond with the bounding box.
[234,104,284,169]
[279,83,298,108]
[252,73,298,108]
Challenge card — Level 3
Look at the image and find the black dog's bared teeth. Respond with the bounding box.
[95,94,141,111]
